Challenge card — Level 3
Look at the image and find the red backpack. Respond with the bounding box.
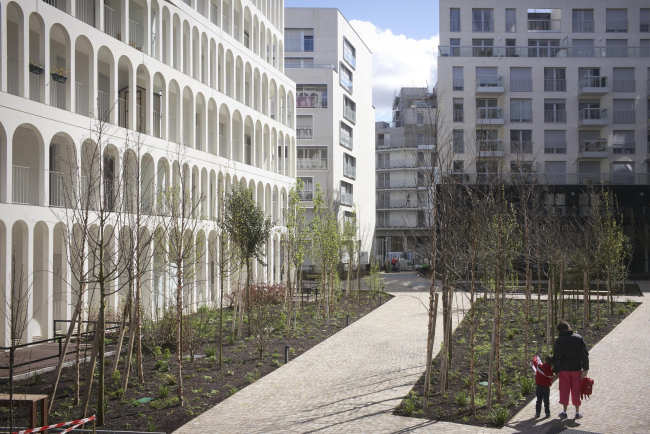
[581,377,594,400]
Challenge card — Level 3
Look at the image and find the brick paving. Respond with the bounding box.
[175,275,648,434]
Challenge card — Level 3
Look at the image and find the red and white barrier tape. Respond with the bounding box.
[12,415,95,434]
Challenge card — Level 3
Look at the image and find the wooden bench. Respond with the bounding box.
[0,393,48,432]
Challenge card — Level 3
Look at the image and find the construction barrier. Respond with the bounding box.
[12,415,95,434]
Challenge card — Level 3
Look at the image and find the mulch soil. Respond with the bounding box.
[395,296,640,428]
[3,290,390,433]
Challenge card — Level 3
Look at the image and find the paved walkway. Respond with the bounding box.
[175,275,649,434]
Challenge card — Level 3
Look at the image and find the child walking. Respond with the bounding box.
[531,355,555,418]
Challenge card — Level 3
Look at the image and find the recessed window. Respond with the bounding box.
[453,130,464,153]
[450,8,461,32]
[340,63,353,93]
[285,28,314,51]
[297,147,327,170]
[606,9,628,33]
[472,9,494,32]
[343,96,356,124]
[343,38,356,69]
[343,153,356,179]
[572,9,594,33]
[505,9,516,32]
[298,177,314,201]
[296,84,327,108]
[285,57,314,68]
[296,115,314,139]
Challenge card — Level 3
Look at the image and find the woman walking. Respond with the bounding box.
[553,321,590,420]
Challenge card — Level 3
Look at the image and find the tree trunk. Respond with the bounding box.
[422,293,439,410]
[111,293,131,374]
[176,264,184,406]
[97,279,106,426]
[50,301,82,413]
[80,322,101,418]
[121,298,138,392]
[486,272,500,411]
[582,270,588,328]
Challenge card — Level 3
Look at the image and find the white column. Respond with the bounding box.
[146,76,154,135]
[69,48,76,114]
[45,225,54,339]
[0,2,8,94]
[25,223,34,343]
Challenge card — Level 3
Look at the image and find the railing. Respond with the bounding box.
[544,110,566,123]
[76,82,89,116]
[476,76,503,88]
[153,110,162,138]
[222,14,231,34]
[376,199,418,209]
[528,19,561,32]
[376,219,419,229]
[340,132,353,150]
[13,166,38,205]
[453,110,464,122]
[118,98,128,128]
[136,104,145,133]
[129,20,144,51]
[286,63,336,69]
[477,140,503,153]
[450,19,460,31]
[376,180,418,189]
[612,142,635,154]
[343,106,356,123]
[298,190,314,201]
[472,20,493,32]
[444,172,650,186]
[510,141,533,154]
[50,80,66,110]
[7,57,20,96]
[510,110,532,123]
[376,160,415,170]
[297,158,327,170]
[572,20,594,33]
[642,20,650,32]
[606,20,628,33]
[613,110,635,124]
[285,38,314,52]
[344,165,356,179]
[544,79,566,92]
[579,139,607,153]
[29,70,42,102]
[579,108,608,121]
[340,192,353,206]
[97,90,111,122]
[579,76,608,91]
[340,75,353,93]
[477,107,503,120]
[613,79,635,92]
[544,142,567,154]
[49,171,66,207]
[453,78,464,90]
[296,94,327,108]
[510,79,532,92]
[104,4,121,40]
[343,49,356,68]
[297,128,313,139]
[76,0,95,26]
[438,45,650,58]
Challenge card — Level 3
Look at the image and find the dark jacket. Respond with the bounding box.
[553,330,589,373]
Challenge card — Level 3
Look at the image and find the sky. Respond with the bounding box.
[284,1,440,122]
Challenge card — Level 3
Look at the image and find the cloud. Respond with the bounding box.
[350,20,439,122]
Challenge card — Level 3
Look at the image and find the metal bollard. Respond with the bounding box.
[284,345,290,364]
[380,296,383,306]
[346,315,350,326]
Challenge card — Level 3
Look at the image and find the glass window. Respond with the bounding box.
[453,130,464,153]
[510,67,532,92]
[298,177,314,200]
[606,9,628,33]
[606,39,628,58]
[453,98,464,122]
[613,68,635,92]
[544,68,566,91]
[285,28,314,52]
[510,99,532,122]
[296,115,314,139]
[340,63,353,93]
[450,8,460,32]
[453,67,464,91]
[472,8,494,32]
[505,9,516,32]
[528,39,561,57]
[297,147,327,170]
[343,38,356,68]
[510,130,532,153]
[572,9,594,33]
[296,84,328,108]
[285,57,314,68]
[544,99,567,123]
[544,130,567,154]
[641,9,650,32]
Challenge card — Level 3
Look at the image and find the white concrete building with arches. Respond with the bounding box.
[0,0,295,346]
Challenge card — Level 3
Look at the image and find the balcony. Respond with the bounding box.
[579,76,608,96]
[578,139,609,159]
[129,19,144,51]
[343,106,356,124]
[297,158,327,170]
[613,110,635,124]
[340,132,353,150]
[438,45,650,58]
[153,111,162,138]
[475,76,503,95]
[528,19,561,32]
[376,180,418,190]
[376,219,419,229]
[376,199,418,209]
[49,171,66,207]
[612,142,635,155]
[343,165,356,179]
[299,190,314,201]
[477,140,504,157]
[544,142,567,154]
[476,107,504,125]
[104,4,121,41]
[340,192,353,206]
[297,128,313,140]
[75,82,89,117]
[578,108,608,127]
[544,110,567,123]
[12,166,38,205]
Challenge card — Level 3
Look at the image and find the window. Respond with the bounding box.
[505,9,516,33]
[544,68,566,91]
[545,162,567,185]
[296,84,327,108]
[476,98,499,120]
[611,162,635,184]
[642,9,650,32]
[343,153,356,179]
[572,9,594,32]
[510,130,533,153]
[473,8,493,32]
[612,130,635,154]
[340,122,353,149]
[377,172,390,188]
[450,8,460,32]
[453,161,464,173]
[244,30,250,49]
[340,63,353,93]
[453,98,464,122]
[505,39,517,57]
[343,38,356,68]
[606,9,628,33]
[642,40,650,57]
[417,113,424,125]
[606,39,628,58]
[510,68,532,92]
[572,39,594,57]
[613,68,635,92]
[296,115,313,139]
[511,161,534,174]
[453,130,464,153]
[298,177,314,200]
[472,39,494,57]
[527,8,560,32]
[285,28,314,52]
[544,99,567,123]
[528,39,560,57]
[297,147,327,170]
[453,67,464,91]
[377,153,390,169]
[544,130,567,154]
[343,96,356,124]
[450,38,460,57]
[613,99,635,123]
[510,99,532,122]
[476,129,499,149]
[340,181,353,206]
[285,57,314,68]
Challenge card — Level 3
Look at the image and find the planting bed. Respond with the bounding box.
[395,297,639,428]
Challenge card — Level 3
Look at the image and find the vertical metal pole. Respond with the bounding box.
[284,345,290,364]
[380,296,383,306]
[346,315,350,327]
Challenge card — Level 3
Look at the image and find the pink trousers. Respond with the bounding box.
[559,370,582,406]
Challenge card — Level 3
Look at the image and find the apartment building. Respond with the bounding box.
[0,0,295,345]
[438,0,650,274]
[375,88,436,264]
[285,8,375,266]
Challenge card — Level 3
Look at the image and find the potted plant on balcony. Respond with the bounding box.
[29,61,44,74]
[50,66,69,83]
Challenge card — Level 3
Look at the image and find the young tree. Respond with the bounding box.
[284,179,308,331]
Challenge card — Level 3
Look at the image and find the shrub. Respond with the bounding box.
[162,348,171,362]
[112,369,121,384]
[399,391,420,417]
[164,374,176,385]
[490,405,509,427]
[112,388,125,399]
[32,372,43,384]
[153,346,162,358]
[228,387,239,396]
[154,360,169,372]
[245,370,261,384]
[454,390,468,406]
[520,375,535,395]
[158,385,169,399]
[205,347,217,358]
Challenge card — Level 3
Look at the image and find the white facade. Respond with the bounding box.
[285,8,375,264]
[438,0,650,184]
[0,0,295,345]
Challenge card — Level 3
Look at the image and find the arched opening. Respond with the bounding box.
[244,116,254,166]
[122,149,138,214]
[232,110,243,163]
[6,3,25,97]
[244,62,252,107]
[235,56,244,103]
[225,50,234,98]
[261,73,268,116]
[49,132,78,208]
[172,14,181,70]
[182,87,194,147]
[136,64,152,133]
[53,223,69,330]
[74,36,95,117]
[222,0,232,35]
[269,79,277,120]
[103,0,123,41]
[29,13,45,103]
[195,93,206,151]
[244,7,252,50]
[162,7,171,65]
[287,91,294,128]
[219,104,231,158]
[151,0,161,59]
[103,145,119,212]
[12,125,44,206]
[168,80,181,143]
[156,158,170,215]
[208,99,218,155]
[255,121,263,168]
[11,221,30,342]
[96,46,116,123]
[209,39,217,89]
[80,139,100,210]
[141,153,156,214]
[192,27,200,80]
[129,0,149,53]
[32,222,50,340]
[153,72,166,139]
[217,43,225,93]
[253,68,261,111]
[201,33,209,85]
[182,20,191,74]
[117,56,134,129]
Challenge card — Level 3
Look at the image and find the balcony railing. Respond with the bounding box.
[472,20,493,32]
[572,20,594,33]
[453,110,464,122]
[579,139,607,153]
[579,76,608,92]
[285,63,336,69]
[285,38,314,52]
[376,199,418,209]
[30,70,42,102]
[579,108,608,122]
[49,171,66,207]
[297,158,327,170]
[544,79,566,92]
[296,94,327,108]
[612,142,635,154]
[104,5,121,40]
[97,90,111,122]
[76,0,95,26]
[376,179,418,189]
[129,20,144,51]
[13,166,38,205]
[50,80,66,110]
[340,75,353,93]
[75,82,89,116]
[477,140,503,152]
[340,132,353,150]
[343,106,356,123]
[153,111,162,138]
[344,165,356,179]
[613,79,635,92]
[606,20,628,33]
[340,192,353,206]
[476,75,503,88]
[7,57,19,96]
[297,128,313,139]
[544,110,567,123]
[477,107,503,120]
[510,141,533,154]
[528,19,561,32]
[544,142,567,154]
[438,45,650,58]
[453,78,464,90]
[299,190,314,201]
[613,110,635,124]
